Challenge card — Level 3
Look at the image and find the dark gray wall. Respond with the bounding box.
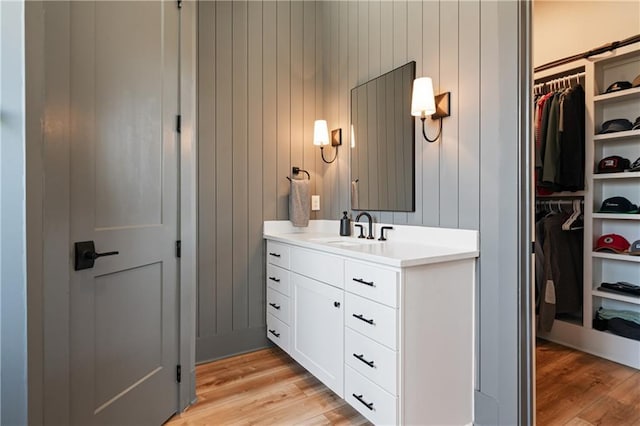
[1,1,29,424]
[196,1,325,362]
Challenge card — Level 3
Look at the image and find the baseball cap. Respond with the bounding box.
[604,81,632,93]
[595,234,630,253]
[632,116,640,130]
[596,155,630,173]
[598,119,633,134]
[629,157,640,172]
[631,240,640,256]
[598,196,639,213]
[632,74,640,88]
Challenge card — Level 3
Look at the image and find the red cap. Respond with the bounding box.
[595,234,630,254]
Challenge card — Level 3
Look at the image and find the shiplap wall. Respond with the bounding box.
[197,4,526,423]
[321,1,480,229]
[197,1,325,361]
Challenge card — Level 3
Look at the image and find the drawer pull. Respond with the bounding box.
[268,302,281,310]
[268,276,281,282]
[352,313,375,325]
[269,252,281,258]
[352,393,374,411]
[353,353,375,368]
[353,277,375,287]
[268,329,280,337]
[334,301,341,308]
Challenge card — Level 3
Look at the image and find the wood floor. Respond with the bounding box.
[167,341,639,425]
[536,339,640,426]
[166,347,369,425]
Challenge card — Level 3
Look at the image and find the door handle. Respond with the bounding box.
[74,241,119,271]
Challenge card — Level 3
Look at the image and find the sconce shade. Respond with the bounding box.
[411,77,436,117]
[313,120,330,146]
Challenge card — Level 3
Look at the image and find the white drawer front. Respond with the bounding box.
[345,293,397,350]
[266,287,290,324]
[345,260,398,308]
[266,263,290,296]
[345,327,397,395]
[266,241,290,269]
[266,313,289,352]
[290,246,344,288]
[345,365,397,426]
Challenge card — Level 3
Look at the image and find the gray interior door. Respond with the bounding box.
[69,2,180,424]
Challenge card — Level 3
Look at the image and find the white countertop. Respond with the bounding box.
[264,220,479,267]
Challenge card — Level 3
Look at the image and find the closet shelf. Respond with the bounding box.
[592,213,640,220]
[592,171,640,180]
[593,86,640,104]
[592,252,640,263]
[593,130,640,143]
[592,290,640,306]
[537,191,585,198]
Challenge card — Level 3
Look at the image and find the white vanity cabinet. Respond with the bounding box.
[264,221,478,426]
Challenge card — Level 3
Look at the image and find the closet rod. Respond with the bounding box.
[535,199,584,207]
[535,33,640,72]
[533,72,585,88]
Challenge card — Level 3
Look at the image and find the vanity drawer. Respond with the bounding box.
[345,260,398,307]
[266,313,289,352]
[266,241,290,269]
[290,246,344,289]
[266,264,290,296]
[345,293,397,350]
[345,327,397,395]
[345,365,397,426]
[266,287,290,324]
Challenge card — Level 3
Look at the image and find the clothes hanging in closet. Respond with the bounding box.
[534,84,585,194]
[535,209,583,332]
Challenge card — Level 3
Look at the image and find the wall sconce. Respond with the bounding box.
[410,77,451,143]
[314,120,341,163]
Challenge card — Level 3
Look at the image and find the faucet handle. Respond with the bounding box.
[378,226,394,241]
[354,224,365,239]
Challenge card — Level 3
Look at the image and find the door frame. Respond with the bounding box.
[25,1,197,423]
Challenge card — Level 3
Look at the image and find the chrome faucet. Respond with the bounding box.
[355,212,375,239]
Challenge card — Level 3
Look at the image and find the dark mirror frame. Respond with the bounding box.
[350,61,416,212]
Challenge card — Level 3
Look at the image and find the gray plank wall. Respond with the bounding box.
[320,1,480,229]
[197,1,325,362]
[198,2,525,423]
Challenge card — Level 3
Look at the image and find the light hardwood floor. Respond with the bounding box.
[536,339,640,426]
[167,341,639,425]
[166,347,369,425]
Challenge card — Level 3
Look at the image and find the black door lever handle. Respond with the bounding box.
[74,241,119,271]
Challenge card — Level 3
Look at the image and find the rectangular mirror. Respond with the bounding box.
[350,61,415,212]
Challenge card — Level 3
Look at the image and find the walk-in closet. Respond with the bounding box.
[533,1,640,423]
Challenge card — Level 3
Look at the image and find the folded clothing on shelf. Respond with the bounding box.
[599,281,640,296]
[593,308,640,341]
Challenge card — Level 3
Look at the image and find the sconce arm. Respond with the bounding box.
[320,146,338,164]
[420,116,443,143]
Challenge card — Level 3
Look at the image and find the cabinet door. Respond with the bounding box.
[291,273,344,397]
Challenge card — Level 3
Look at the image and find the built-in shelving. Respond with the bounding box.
[593,86,640,104]
[592,213,640,220]
[592,171,640,180]
[592,289,640,305]
[592,251,640,263]
[537,191,586,198]
[593,130,640,143]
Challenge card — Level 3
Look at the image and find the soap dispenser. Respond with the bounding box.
[340,211,351,236]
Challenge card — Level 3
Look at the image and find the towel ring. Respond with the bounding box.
[286,166,310,181]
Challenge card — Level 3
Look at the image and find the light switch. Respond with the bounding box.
[311,195,320,211]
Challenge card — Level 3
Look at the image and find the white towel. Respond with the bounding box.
[289,178,310,227]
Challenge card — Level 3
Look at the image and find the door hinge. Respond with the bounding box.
[176,240,181,258]
[176,364,182,383]
[176,114,181,133]
[177,0,183,9]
